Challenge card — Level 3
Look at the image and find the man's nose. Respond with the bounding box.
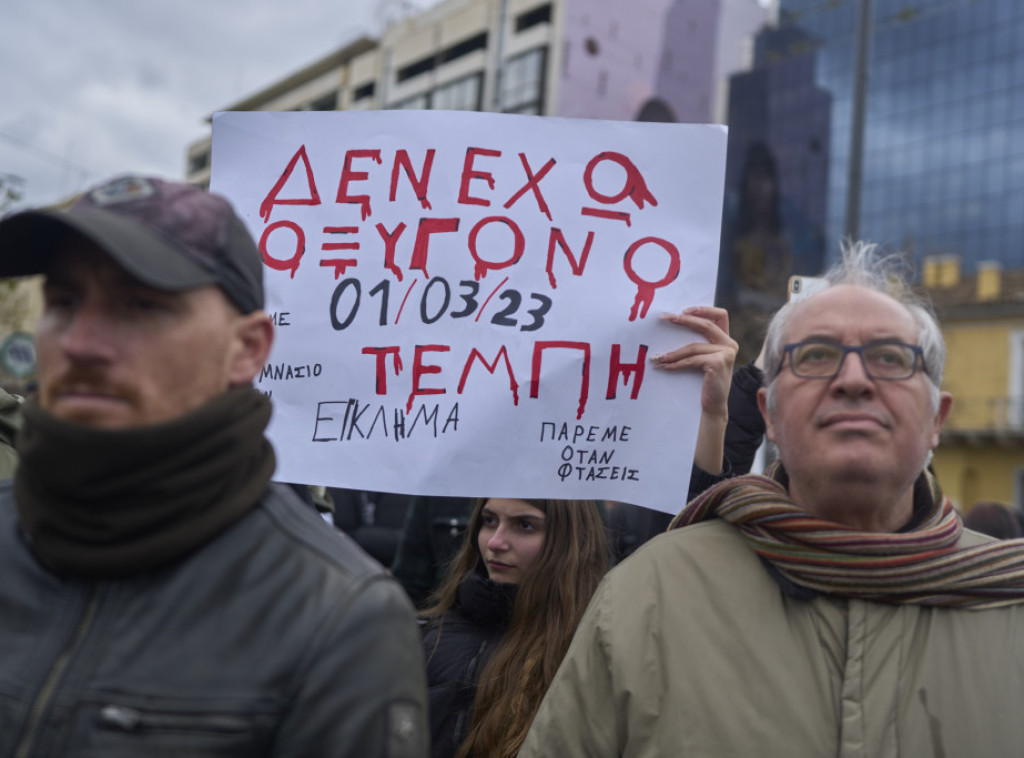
[830,348,873,396]
[59,304,116,361]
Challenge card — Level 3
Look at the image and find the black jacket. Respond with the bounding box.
[421,572,516,758]
[0,482,428,757]
[724,362,767,474]
[393,496,476,607]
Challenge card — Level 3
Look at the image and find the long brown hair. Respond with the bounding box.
[423,498,608,758]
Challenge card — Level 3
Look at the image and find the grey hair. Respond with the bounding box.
[763,240,945,413]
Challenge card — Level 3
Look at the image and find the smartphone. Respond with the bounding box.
[787,275,828,302]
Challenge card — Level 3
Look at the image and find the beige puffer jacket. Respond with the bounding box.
[519,519,1024,757]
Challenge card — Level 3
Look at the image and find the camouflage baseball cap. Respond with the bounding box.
[0,175,263,313]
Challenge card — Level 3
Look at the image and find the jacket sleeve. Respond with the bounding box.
[517,579,623,758]
[723,363,766,475]
[272,573,429,758]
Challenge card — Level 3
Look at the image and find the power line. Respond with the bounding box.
[0,130,99,179]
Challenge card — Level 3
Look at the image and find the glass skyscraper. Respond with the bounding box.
[725,0,1024,282]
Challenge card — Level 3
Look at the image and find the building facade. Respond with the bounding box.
[186,0,770,187]
[719,21,831,360]
[183,0,1024,512]
[732,0,1024,275]
[925,257,1024,513]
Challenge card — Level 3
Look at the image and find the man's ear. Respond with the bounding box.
[930,391,953,449]
[757,387,776,443]
[228,311,274,386]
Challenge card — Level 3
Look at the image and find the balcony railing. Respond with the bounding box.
[942,395,1024,441]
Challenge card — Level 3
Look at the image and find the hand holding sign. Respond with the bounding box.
[651,306,737,475]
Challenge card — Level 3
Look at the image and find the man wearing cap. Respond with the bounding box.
[0,176,428,756]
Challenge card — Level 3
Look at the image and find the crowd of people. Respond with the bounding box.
[0,174,1022,757]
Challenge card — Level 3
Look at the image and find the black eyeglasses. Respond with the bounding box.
[779,340,925,380]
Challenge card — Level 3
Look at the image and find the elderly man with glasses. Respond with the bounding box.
[518,242,1024,757]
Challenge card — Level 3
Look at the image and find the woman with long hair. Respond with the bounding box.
[421,305,738,758]
[421,496,607,758]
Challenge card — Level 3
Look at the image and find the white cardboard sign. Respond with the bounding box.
[210,110,726,513]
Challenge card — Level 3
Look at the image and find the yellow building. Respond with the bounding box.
[926,256,1024,514]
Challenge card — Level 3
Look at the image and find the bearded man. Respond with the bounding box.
[0,176,427,757]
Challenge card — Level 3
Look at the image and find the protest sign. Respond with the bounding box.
[210,110,726,513]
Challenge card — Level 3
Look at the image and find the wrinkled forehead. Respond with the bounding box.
[785,285,919,343]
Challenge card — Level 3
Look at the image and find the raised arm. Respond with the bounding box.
[650,305,738,475]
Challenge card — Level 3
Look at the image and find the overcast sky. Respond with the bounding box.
[0,0,439,211]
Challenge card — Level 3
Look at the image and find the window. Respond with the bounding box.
[391,92,430,110]
[397,33,488,83]
[502,47,546,114]
[188,151,209,175]
[353,82,376,102]
[516,4,551,33]
[433,73,483,112]
[307,92,337,111]
[1010,329,1024,427]
[440,33,487,64]
[397,55,435,83]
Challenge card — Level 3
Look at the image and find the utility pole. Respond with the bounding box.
[492,0,510,112]
[844,0,873,241]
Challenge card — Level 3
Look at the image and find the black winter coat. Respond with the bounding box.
[422,572,517,758]
[0,482,428,757]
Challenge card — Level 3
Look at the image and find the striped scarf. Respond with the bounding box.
[670,464,1024,610]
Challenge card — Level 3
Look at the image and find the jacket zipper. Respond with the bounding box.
[455,639,491,745]
[98,704,250,733]
[14,584,101,758]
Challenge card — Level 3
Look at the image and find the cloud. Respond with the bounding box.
[0,0,440,210]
